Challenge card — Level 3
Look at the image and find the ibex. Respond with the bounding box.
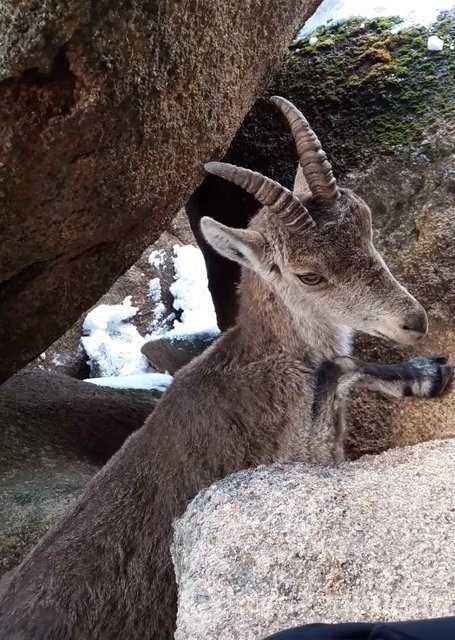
[0,97,451,639]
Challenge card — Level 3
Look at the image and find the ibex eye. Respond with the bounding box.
[298,273,323,286]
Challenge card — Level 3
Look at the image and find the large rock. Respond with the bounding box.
[0,0,321,383]
[190,13,455,453]
[0,369,157,574]
[173,439,455,640]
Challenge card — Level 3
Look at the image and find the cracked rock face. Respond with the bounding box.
[0,0,321,382]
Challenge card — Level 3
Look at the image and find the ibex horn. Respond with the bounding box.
[204,162,315,231]
[270,96,339,203]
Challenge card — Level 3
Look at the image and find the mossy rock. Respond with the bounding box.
[228,10,455,183]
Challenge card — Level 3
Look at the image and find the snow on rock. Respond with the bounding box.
[298,0,455,37]
[81,296,150,377]
[148,277,168,330]
[309,36,318,45]
[148,277,162,303]
[85,372,172,391]
[148,249,166,269]
[81,244,218,384]
[427,35,445,51]
[166,245,220,339]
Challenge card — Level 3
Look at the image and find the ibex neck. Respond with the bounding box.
[237,271,352,363]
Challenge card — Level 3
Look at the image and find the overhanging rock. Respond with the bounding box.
[0,0,321,382]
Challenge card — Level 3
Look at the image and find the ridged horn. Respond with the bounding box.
[270,96,339,202]
[204,161,315,231]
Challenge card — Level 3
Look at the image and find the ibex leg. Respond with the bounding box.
[309,355,452,465]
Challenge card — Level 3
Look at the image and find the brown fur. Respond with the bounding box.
[0,124,449,639]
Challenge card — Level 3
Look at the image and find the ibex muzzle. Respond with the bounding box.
[203,96,427,347]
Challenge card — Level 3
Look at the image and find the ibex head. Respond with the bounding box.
[201,96,427,346]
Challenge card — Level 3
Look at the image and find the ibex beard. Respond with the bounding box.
[0,97,451,640]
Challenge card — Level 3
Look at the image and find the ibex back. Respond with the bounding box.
[0,97,451,639]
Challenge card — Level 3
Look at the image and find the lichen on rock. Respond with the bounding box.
[0,369,157,574]
[224,10,455,190]
[276,11,455,172]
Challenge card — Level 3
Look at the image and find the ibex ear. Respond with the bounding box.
[200,217,265,272]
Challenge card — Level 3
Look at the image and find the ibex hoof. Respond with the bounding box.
[406,356,453,398]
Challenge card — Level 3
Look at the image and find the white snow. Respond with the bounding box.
[164,245,220,339]
[148,277,168,330]
[80,244,219,385]
[85,372,172,391]
[148,277,162,303]
[152,302,167,326]
[427,35,445,51]
[298,0,455,37]
[148,249,166,269]
[81,296,150,377]
[309,36,319,45]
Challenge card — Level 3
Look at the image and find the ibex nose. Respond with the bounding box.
[401,311,428,337]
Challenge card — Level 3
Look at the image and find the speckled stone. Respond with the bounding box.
[172,439,455,639]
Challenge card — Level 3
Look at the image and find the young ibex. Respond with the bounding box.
[0,97,451,639]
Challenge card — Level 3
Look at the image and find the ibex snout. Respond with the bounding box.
[373,293,428,346]
[400,308,428,341]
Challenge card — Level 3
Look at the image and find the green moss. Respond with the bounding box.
[272,11,455,176]
[112,387,164,402]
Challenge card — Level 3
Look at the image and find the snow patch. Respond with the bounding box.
[149,249,166,269]
[148,277,162,303]
[85,372,172,391]
[81,296,150,377]
[309,36,319,45]
[148,276,171,331]
[80,244,219,385]
[298,0,455,37]
[427,35,444,51]
[164,245,220,339]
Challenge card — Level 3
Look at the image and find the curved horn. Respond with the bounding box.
[204,161,315,231]
[270,96,339,202]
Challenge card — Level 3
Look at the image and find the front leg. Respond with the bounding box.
[334,355,453,399]
[309,355,452,466]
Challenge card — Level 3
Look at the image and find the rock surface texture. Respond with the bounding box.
[173,439,455,640]
[192,13,455,455]
[0,370,156,574]
[345,123,455,458]
[0,0,321,382]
